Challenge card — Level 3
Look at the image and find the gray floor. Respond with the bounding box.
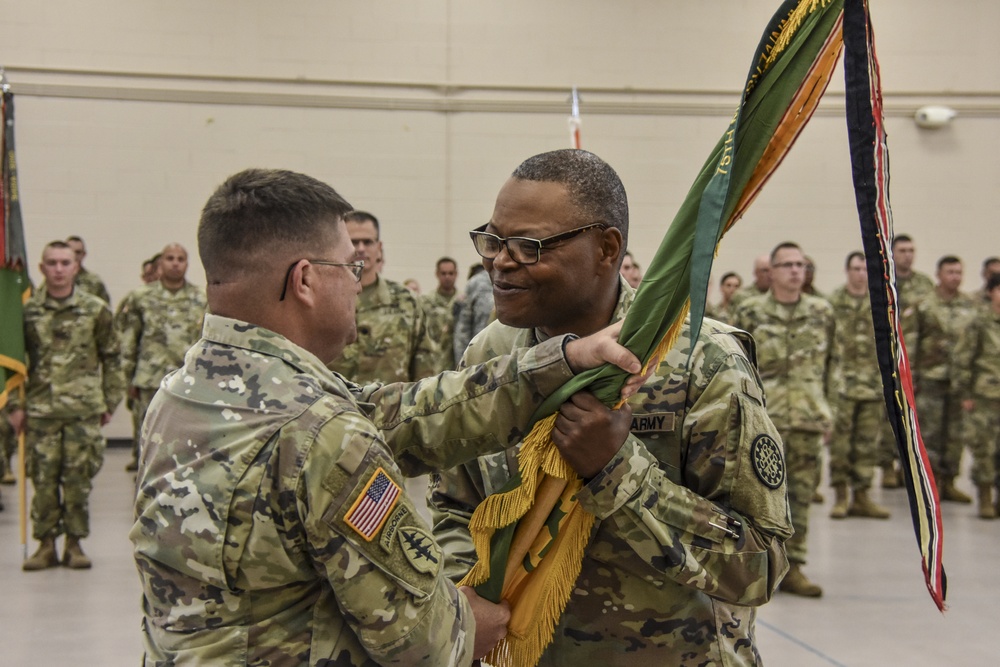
[1,447,996,666]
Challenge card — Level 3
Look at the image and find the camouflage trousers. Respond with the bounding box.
[26,416,105,540]
[778,428,822,565]
[1,411,15,473]
[915,380,964,479]
[130,387,157,463]
[961,397,1000,487]
[829,398,883,489]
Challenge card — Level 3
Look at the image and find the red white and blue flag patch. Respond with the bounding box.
[345,467,401,541]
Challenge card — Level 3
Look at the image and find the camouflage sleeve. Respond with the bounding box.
[305,412,476,666]
[428,460,487,582]
[118,294,142,386]
[951,319,980,397]
[409,300,441,382]
[575,351,792,606]
[902,304,920,385]
[823,308,840,417]
[96,304,125,413]
[360,335,574,476]
[452,300,473,363]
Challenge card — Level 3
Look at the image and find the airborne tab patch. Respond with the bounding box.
[750,434,785,489]
[345,467,401,541]
[397,526,442,575]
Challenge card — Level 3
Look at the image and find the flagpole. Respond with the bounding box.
[568,87,581,149]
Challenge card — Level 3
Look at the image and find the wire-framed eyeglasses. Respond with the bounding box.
[469,222,607,265]
[279,259,365,301]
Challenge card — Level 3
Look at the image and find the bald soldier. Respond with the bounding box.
[130,168,642,666]
[431,150,791,665]
[118,243,207,471]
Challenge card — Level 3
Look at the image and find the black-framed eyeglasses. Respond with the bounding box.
[279,259,365,301]
[469,222,608,265]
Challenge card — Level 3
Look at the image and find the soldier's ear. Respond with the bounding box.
[600,227,624,269]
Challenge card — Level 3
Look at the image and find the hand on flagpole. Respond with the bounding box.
[460,585,511,659]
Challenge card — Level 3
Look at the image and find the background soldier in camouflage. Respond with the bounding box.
[1,404,16,485]
[131,167,640,667]
[420,256,459,372]
[734,241,837,598]
[431,150,791,666]
[65,235,111,305]
[328,211,438,384]
[952,272,1000,518]
[9,241,124,571]
[976,256,1000,303]
[452,264,494,361]
[729,253,771,310]
[904,255,979,503]
[827,252,890,520]
[118,243,206,471]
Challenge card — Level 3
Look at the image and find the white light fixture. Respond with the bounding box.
[914,105,957,129]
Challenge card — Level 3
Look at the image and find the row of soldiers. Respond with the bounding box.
[700,236,1000,595]
[2,237,206,570]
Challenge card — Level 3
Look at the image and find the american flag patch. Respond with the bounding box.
[344,467,401,541]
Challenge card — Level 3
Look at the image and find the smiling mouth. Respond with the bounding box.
[492,281,528,296]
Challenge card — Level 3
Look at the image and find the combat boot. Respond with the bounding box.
[881,465,901,489]
[778,563,823,598]
[829,484,850,519]
[811,490,824,504]
[62,537,92,569]
[848,489,890,519]
[940,479,973,504]
[22,537,59,571]
[977,485,996,520]
[0,469,14,485]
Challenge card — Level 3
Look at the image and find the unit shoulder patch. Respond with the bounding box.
[397,526,441,575]
[750,434,785,489]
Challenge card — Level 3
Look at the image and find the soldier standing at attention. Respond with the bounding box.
[734,241,836,598]
[905,255,979,503]
[118,243,206,472]
[452,264,494,362]
[953,273,1000,518]
[9,241,124,570]
[431,150,791,665]
[420,256,459,372]
[129,167,641,665]
[328,211,438,384]
[827,252,891,520]
[65,235,111,305]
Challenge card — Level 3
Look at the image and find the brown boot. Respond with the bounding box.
[829,484,850,519]
[62,537,92,569]
[881,465,901,489]
[0,469,14,485]
[940,479,973,504]
[812,490,824,504]
[22,537,59,571]
[977,485,996,520]
[779,563,823,598]
[848,489,891,519]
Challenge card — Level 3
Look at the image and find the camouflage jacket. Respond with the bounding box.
[952,306,1000,400]
[131,314,580,667]
[733,292,838,432]
[896,270,934,313]
[903,289,978,385]
[118,281,207,389]
[75,267,111,305]
[330,276,438,384]
[452,271,494,363]
[22,288,124,418]
[828,286,881,400]
[420,289,458,373]
[430,280,791,666]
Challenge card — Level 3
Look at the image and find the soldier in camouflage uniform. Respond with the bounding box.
[904,255,979,503]
[431,150,791,666]
[952,272,1000,518]
[131,167,640,666]
[880,234,936,487]
[975,257,1000,303]
[729,253,771,310]
[65,235,111,305]
[9,241,124,570]
[419,257,459,373]
[452,266,494,361]
[328,211,439,384]
[827,252,890,519]
[734,242,837,598]
[118,243,206,471]
[0,404,15,485]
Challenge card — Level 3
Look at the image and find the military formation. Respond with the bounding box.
[4,152,998,665]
